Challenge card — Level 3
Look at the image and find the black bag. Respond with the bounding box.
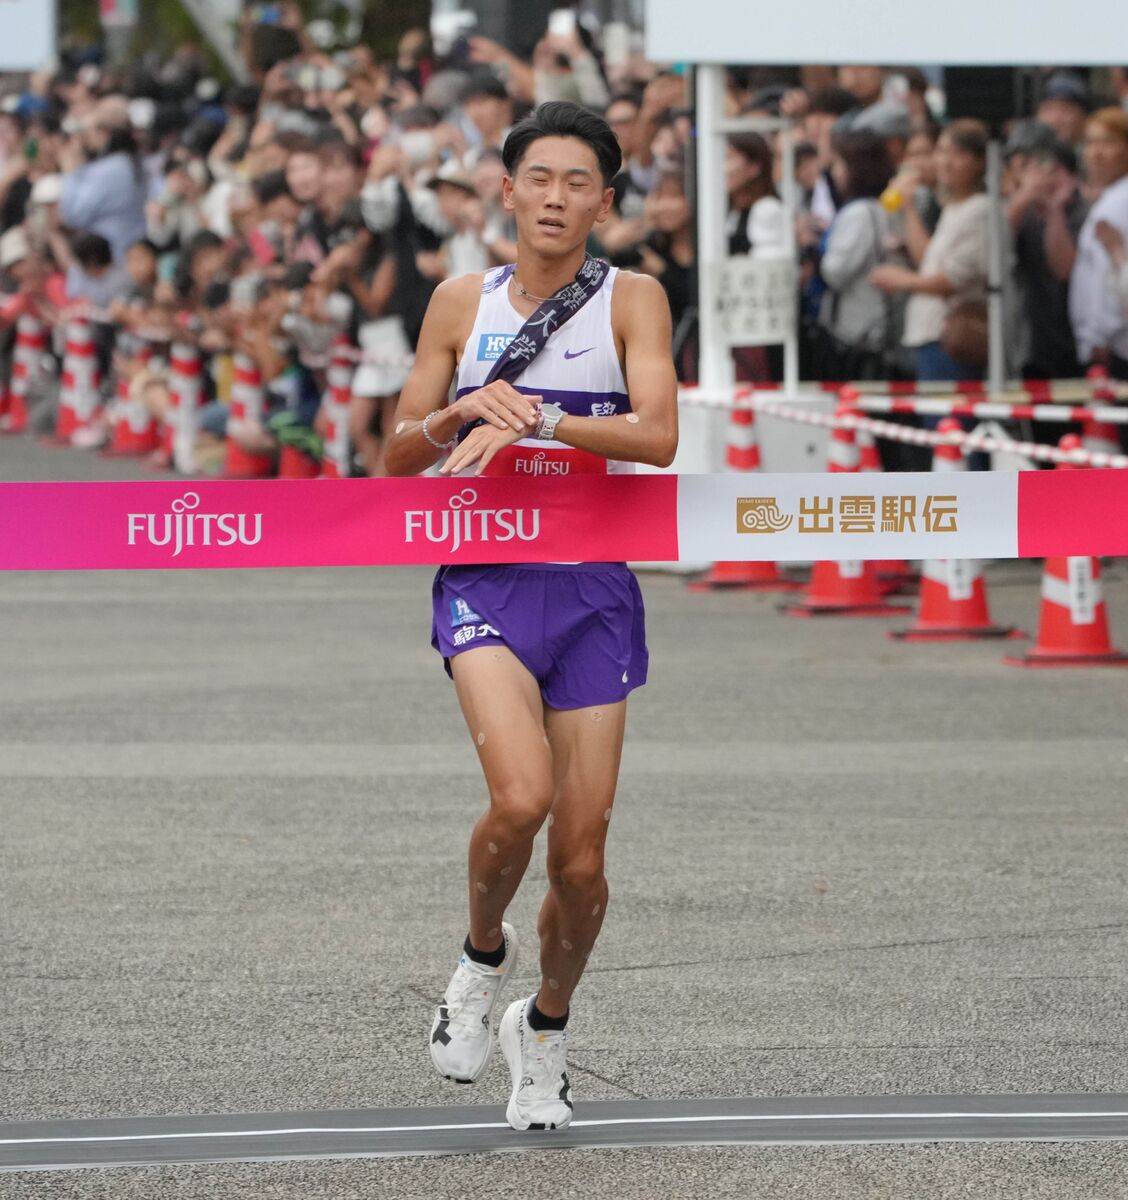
[812,202,898,383]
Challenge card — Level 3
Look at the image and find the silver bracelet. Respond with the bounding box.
[421,410,455,451]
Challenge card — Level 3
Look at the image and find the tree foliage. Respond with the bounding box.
[60,0,433,66]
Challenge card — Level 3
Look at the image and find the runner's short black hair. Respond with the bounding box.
[503,101,622,185]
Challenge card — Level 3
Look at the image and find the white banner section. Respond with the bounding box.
[677,473,1020,562]
[0,0,55,70]
[646,0,1126,65]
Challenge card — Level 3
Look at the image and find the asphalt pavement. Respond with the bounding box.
[3,435,1128,1197]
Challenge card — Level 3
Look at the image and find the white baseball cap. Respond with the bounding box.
[0,225,31,270]
[30,173,62,206]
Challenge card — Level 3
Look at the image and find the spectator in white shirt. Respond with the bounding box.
[1068,108,1128,378]
[870,119,989,382]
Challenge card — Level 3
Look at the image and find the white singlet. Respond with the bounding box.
[454,264,634,478]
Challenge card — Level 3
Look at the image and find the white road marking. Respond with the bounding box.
[5,1108,1128,1147]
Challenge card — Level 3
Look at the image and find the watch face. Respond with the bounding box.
[539,403,563,438]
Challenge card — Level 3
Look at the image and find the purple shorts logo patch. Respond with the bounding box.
[451,597,483,626]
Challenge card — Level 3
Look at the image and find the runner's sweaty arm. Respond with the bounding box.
[384,275,542,478]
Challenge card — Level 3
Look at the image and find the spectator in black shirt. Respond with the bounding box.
[1008,132,1088,379]
[637,167,695,379]
[596,93,650,264]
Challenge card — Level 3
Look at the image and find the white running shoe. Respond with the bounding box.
[498,994,574,1131]
[429,923,518,1083]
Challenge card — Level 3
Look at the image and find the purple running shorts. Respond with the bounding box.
[431,562,649,711]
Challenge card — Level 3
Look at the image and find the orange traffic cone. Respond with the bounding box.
[223,353,275,478]
[845,386,916,593]
[890,560,1024,641]
[689,401,801,592]
[320,338,354,479]
[890,418,1021,641]
[1083,366,1120,459]
[50,315,102,445]
[1003,555,1128,667]
[102,370,161,457]
[783,402,911,618]
[1004,434,1128,667]
[0,314,47,436]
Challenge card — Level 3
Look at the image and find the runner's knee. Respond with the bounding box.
[488,780,554,838]
[547,847,606,896]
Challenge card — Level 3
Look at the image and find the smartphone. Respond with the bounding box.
[548,9,576,37]
[157,254,179,284]
[253,3,281,24]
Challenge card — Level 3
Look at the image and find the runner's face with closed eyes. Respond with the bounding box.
[503,136,614,257]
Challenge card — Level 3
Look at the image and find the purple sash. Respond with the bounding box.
[482,255,611,389]
[455,257,612,443]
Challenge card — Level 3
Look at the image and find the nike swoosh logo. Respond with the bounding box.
[564,347,595,360]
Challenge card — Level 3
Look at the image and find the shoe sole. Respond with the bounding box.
[430,924,519,1085]
[499,997,573,1132]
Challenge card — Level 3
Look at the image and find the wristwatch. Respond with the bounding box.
[535,402,565,441]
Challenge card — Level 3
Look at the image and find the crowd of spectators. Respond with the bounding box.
[1,2,1128,475]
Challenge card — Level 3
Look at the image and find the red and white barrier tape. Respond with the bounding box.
[680,384,1128,425]
[0,471,1125,571]
[682,377,1128,402]
[745,398,1128,470]
[849,396,1128,424]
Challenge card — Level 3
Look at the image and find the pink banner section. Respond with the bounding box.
[0,476,681,571]
[1,470,1125,571]
[1017,470,1128,558]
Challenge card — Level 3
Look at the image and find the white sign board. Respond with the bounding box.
[715,257,796,347]
[647,0,1126,65]
[0,0,55,71]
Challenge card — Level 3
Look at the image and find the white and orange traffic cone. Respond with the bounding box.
[1083,366,1121,459]
[320,338,354,479]
[223,352,275,478]
[102,341,161,457]
[52,315,102,445]
[689,400,802,592]
[1004,434,1128,667]
[845,386,916,593]
[166,341,204,474]
[1,314,47,436]
[783,401,911,619]
[102,371,160,457]
[890,418,1021,642]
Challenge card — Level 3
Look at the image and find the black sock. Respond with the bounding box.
[463,933,505,969]
[527,996,568,1032]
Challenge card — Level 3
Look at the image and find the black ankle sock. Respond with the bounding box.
[527,996,568,1032]
[464,933,505,969]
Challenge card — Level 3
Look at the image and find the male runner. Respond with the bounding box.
[385,101,678,1131]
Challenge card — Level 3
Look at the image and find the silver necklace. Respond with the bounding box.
[512,275,552,304]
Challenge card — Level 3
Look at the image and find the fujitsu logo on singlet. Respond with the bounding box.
[404,488,540,553]
[127,491,263,557]
[514,451,570,477]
